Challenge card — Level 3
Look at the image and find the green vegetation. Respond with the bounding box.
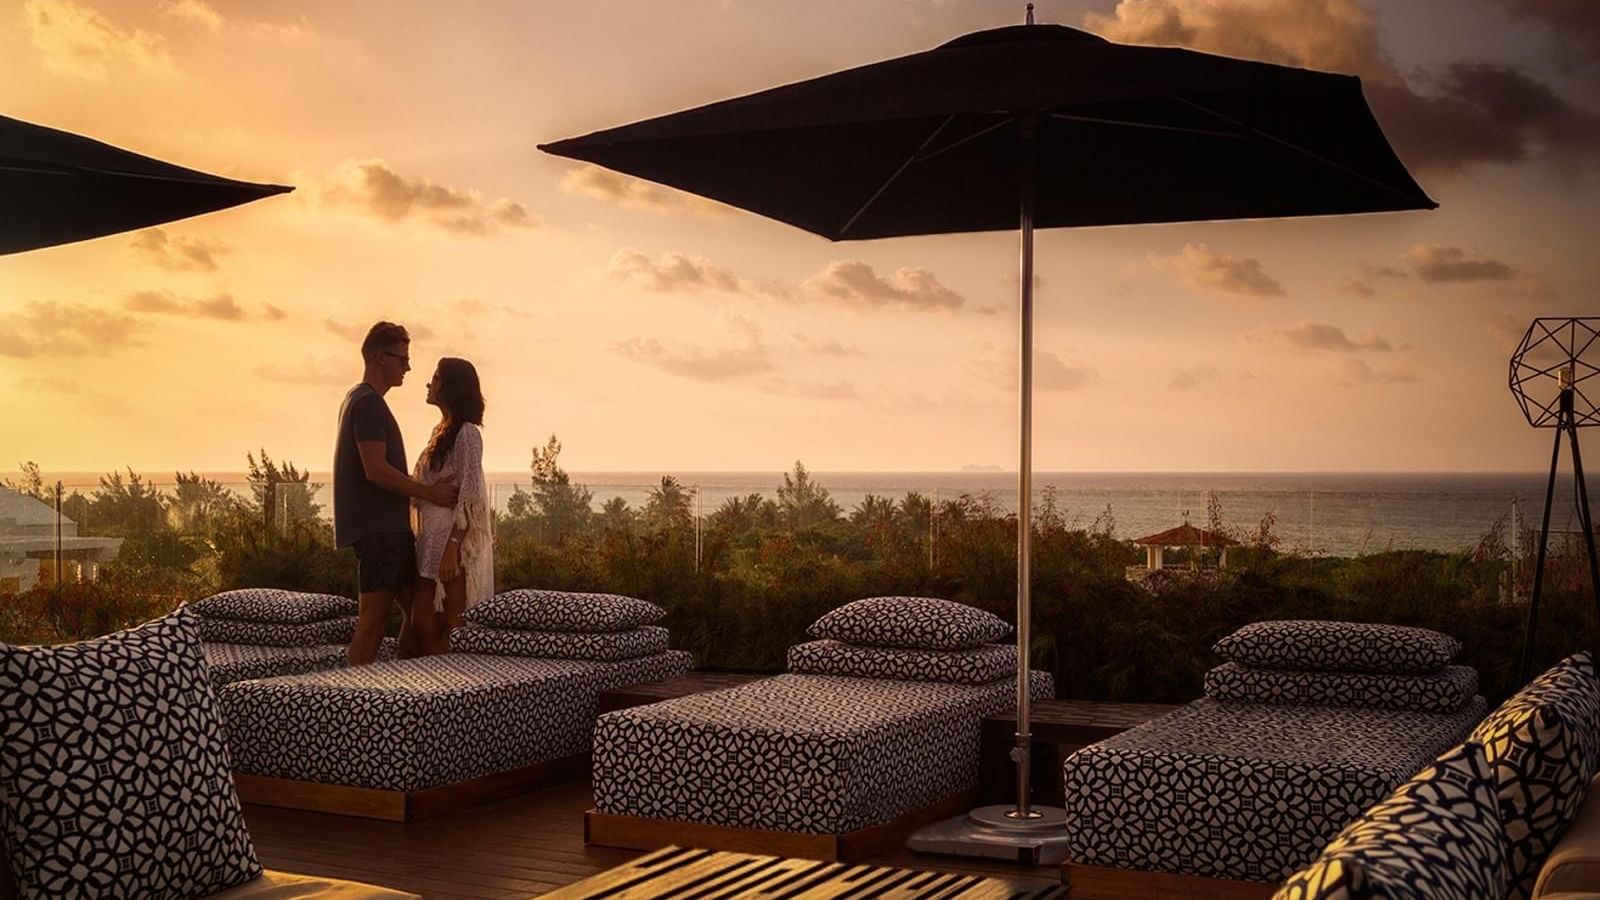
[3,446,1595,705]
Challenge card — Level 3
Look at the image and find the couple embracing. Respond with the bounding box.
[332,321,492,664]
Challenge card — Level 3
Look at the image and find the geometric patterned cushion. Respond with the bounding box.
[806,596,1010,650]
[786,639,1016,684]
[185,588,357,624]
[463,589,665,632]
[448,624,670,660]
[1204,662,1479,713]
[0,611,261,900]
[1273,741,1507,900]
[1469,652,1600,900]
[195,616,356,647]
[1213,620,1462,674]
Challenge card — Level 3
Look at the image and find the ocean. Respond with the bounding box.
[34,470,1579,557]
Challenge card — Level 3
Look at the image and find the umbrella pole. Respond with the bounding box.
[1013,115,1038,821]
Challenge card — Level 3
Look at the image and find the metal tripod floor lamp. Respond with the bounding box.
[1508,316,1600,682]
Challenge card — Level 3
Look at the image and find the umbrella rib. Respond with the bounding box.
[1174,97,1432,207]
[839,114,963,238]
[913,116,1017,164]
[1046,112,1246,140]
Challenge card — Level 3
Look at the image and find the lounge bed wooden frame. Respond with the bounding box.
[583,788,978,863]
[233,751,589,822]
[1060,862,1277,899]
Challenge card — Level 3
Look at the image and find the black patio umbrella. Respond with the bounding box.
[1,113,292,255]
[541,17,1433,853]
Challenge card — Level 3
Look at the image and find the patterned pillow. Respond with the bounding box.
[0,611,261,899]
[464,589,665,632]
[1203,662,1479,713]
[450,625,670,661]
[806,596,1010,650]
[1469,652,1600,899]
[786,639,1016,684]
[197,616,356,647]
[185,587,357,624]
[1213,620,1461,674]
[1273,741,1505,900]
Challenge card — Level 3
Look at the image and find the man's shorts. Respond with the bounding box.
[353,531,416,594]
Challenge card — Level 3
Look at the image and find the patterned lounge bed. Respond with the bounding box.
[1060,696,1488,883]
[220,650,692,791]
[593,668,1054,834]
[202,638,399,689]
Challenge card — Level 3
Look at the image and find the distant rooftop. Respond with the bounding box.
[1133,523,1237,547]
[0,486,70,530]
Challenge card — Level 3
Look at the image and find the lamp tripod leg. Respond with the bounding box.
[1521,426,1563,683]
[1566,426,1600,625]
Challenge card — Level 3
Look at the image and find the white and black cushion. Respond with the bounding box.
[1212,620,1461,674]
[464,589,665,632]
[1273,741,1507,900]
[1061,696,1488,883]
[449,625,670,661]
[1204,662,1479,713]
[1469,652,1600,899]
[196,616,356,647]
[594,670,1054,834]
[203,642,349,688]
[786,640,1016,685]
[186,587,357,623]
[221,650,692,791]
[0,611,261,899]
[806,596,1010,650]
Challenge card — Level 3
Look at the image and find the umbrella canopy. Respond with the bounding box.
[541,19,1434,832]
[1,113,292,255]
[540,24,1433,240]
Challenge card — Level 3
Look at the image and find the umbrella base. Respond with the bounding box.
[905,804,1072,866]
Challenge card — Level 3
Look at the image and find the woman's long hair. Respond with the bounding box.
[424,358,485,472]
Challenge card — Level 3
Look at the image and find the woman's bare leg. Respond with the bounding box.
[439,573,468,649]
[410,576,447,656]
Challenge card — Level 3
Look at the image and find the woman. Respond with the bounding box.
[411,357,492,655]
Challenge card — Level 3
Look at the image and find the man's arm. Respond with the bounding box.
[357,441,457,506]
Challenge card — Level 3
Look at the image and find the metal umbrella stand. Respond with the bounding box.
[542,10,1434,863]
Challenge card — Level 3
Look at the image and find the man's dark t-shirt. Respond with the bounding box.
[333,384,410,548]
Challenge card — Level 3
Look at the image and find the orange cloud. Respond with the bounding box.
[559,165,730,217]
[802,261,967,312]
[24,0,172,79]
[1155,243,1285,298]
[322,160,539,236]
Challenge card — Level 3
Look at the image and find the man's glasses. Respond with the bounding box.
[383,350,410,365]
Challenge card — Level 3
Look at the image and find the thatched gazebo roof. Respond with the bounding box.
[1132,523,1237,548]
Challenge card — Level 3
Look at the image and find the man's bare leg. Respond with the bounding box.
[349,589,395,665]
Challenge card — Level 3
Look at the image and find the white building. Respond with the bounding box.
[0,486,123,592]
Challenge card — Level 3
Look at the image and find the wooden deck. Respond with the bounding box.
[244,777,1064,899]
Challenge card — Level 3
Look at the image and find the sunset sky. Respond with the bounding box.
[3,0,1598,476]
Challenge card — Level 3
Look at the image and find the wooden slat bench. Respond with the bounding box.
[596,670,766,712]
[981,699,1180,805]
[544,844,1067,899]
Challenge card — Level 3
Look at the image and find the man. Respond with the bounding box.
[334,321,457,665]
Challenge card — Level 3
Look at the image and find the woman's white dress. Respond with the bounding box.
[413,421,493,612]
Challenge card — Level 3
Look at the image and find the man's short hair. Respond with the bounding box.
[361,321,409,362]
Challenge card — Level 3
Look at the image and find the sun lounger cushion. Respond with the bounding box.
[464,589,664,632]
[806,596,1010,650]
[198,616,356,647]
[1273,741,1505,900]
[785,639,1016,684]
[1470,652,1600,899]
[221,650,692,792]
[449,624,669,660]
[1061,696,1488,883]
[1212,620,1461,674]
[204,643,349,687]
[187,588,357,624]
[0,611,260,900]
[1204,661,1479,713]
[595,670,1053,834]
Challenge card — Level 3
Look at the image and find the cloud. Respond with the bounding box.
[757,378,860,400]
[975,345,1099,391]
[1154,243,1285,298]
[129,229,230,272]
[263,304,287,321]
[1406,244,1517,282]
[1169,366,1221,389]
[1248,322,1394,353]
[1492,0,1600,66]
[322,159,540,236]
[24,0,171,79]
[612,313,775,382]
[1331,358,1421,386]
[124,290,249,320]
[0,301,143,357]
[559,165,731,217]
[801,261,968,312]
[609,249,742,293]
[1341,279,1377,297]
[325,319,435,342]
[1086,0,1600,173]
[158,0,221,31]
[789,333,862,356]
[19,376,82,394]
[254,358,351,386]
